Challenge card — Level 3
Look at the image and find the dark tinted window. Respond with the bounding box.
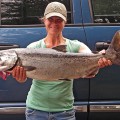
[1,0,72,25]
[91,0,120,23]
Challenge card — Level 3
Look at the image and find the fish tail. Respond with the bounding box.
[106,30,120,65]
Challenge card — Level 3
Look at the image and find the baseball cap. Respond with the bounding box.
[44,2,67,22]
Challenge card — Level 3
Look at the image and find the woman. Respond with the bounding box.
[11,2,112,120]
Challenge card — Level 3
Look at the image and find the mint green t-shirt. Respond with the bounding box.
[26,38,81,112]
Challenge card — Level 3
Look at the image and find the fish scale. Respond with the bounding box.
[0,31,120,80]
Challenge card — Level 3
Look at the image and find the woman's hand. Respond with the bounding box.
[86,50,112,78]
[11,66,27,83]
[98,49,112,68]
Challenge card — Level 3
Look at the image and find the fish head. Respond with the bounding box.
[0,50,18,71]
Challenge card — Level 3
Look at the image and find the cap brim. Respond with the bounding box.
[45,12,66,22]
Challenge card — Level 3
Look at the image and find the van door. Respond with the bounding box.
[0,0,88,120]
[81,0,120,120]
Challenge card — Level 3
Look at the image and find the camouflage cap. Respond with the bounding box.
[44,2,67,21]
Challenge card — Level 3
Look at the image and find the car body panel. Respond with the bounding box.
[0,0,120,120]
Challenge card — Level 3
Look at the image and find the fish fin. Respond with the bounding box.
[85,70,99,78]
[24,66,36,71]
[58,79,71,81]
[81,67,99,78]
[52,45,67,52]
[106,31,120,65]
[109,31,120,51]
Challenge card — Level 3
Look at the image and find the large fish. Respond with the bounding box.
[0,31,120,80]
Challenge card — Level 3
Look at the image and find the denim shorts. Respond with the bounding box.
[25,108,76,120]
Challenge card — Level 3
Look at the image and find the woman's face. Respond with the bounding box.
[44,16,66,36]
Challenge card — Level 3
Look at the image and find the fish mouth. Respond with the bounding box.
[0,50,18,71]
[0,59,17,72]
[0,65,10,71]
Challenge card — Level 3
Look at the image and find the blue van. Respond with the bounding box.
[0,0,120,120]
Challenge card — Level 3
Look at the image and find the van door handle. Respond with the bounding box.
[95,42,110,51]
[0,44,19,50]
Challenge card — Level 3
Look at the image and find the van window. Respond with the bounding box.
[91,0,120,23]
[1,0,72,25]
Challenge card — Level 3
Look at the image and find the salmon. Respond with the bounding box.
[0,31,120,80]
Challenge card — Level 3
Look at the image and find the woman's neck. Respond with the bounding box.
[44,34,66,48]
